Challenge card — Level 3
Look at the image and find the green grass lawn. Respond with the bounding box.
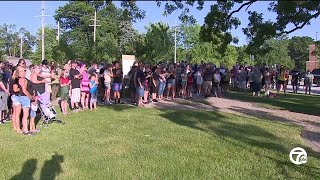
[224,90,320,116]
[0,105,319,179]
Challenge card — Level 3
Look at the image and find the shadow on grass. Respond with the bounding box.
[10,159,37,180]
[98,104,136,112]
[40,153,64,180]
[263,154,320,179]
[225,90,320,116]
[160,110,287,153]
[160,109,320,178]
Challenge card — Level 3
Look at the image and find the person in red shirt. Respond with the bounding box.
[187,72,193,98]
[59,69,71,115]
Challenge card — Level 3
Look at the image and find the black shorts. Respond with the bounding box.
[175,79,182,88]
[150,86,157,94]
[278,80,285,85]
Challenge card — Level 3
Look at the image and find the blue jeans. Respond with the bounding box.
[158,82,166,96]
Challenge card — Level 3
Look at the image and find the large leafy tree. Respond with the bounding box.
[136,22,174,64]
[288,36,314,72]
[54,1,145,63]
[33,26,68,65]
[157,1,320,54]
[0,24,35,59]
[254,38,294,69]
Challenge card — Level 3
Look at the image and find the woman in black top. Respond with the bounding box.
[166,64,176,100]
[15,66,34,135]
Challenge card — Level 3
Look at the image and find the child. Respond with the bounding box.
[60,69,71,115]
[187,72,193,98]
[29,98,39,133]
[103,64,113,105]
[89,74,98,111]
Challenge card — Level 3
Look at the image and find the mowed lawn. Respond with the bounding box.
[225,90,320,116]
[0,105,319,179]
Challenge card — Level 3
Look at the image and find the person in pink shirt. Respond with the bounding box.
[79,63,90,110]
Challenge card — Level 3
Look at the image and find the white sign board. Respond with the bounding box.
[122,55,136,78]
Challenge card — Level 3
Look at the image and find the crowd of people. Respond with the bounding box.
[0,58,316,135]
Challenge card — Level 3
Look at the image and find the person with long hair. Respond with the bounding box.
[112,61,123,104]
[104,63,113,105]
[79,63,90,110]
[10,68,22,133]
[166,64,176,100]
[143,65,152,103]
[16,66,34,135]
[277,65,288,96]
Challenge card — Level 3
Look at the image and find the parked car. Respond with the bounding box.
[311,68,320,86]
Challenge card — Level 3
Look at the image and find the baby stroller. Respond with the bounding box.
[36,92,64,127]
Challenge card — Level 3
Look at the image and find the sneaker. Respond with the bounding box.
[152,99,158,103]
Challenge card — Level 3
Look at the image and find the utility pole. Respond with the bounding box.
[174,25,177,64]
[20,35,23,58]
[41,0,45,60]
[89,10,101,43]
[56,21,60,42]
[316,32,318,42]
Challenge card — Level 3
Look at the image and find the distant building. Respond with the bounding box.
[306,44,319,71]
[4,56,32,67]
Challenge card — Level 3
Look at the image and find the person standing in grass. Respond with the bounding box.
[277,65,288,96]
[213,68,222,98]
[79,63,90,110]
[304,70,314,95]
[112,61,123,104]
[194,67,203,96]
[237,66,247,91]
[60,69,71,115]
[158,69,167,101]
[180,68,188,99]
[252,67,262,97]
[134,63,146,107]
[264,68,272,98]
[0,61,10,124]
[89,74,98,111]
[103,63,113,105]
[69,60,82,112]
[187,72,193,98]
[166,64,176,100]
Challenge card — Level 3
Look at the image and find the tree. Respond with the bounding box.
[0,24,35,59]
[236,46,251,66]
[288,36,314,71]
[136,22,174,64]
[33,26,60,64]
[54,1,146,63]
[255,38,294,69]
[158,1,320,54]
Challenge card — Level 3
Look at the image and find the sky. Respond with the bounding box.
[0,1,319,46]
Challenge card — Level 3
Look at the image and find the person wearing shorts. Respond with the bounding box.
[112,62,123,104]
[60,69,71,115]
[69,60,82,112]
[0,66,10,123]
[104,64,113,105]
[89,74,98,111]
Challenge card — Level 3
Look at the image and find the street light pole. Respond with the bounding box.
[316,32,318,42]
